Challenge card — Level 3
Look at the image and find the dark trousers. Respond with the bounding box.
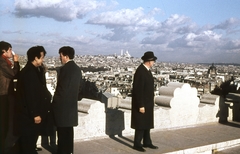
[5,94,19,151]
[0,95,9,154]
[133,129,152,147]
[57,127,73,154]
[19,134,38,154]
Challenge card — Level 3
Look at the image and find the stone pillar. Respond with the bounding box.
[101,92,119,108]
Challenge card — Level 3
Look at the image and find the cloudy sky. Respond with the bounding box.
[1,0,240,63]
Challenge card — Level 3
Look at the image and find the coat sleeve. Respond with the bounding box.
[133,67,146,108]
[54,66,68,100]
[23,71,41,118]
[78,70,83,101]
[0,61,20,79]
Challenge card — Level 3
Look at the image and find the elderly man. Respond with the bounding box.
[131,51,158,152]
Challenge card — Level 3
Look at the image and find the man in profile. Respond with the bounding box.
[52,46,82,154]
[0,41,19,153]
[131,51,158,152]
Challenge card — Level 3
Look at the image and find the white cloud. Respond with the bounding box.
[202,30,221,41]
[213,18,240,30]
[141,15,194,45]
[14,0,105,21]
[87,7,160,28]
[223,40,240,52]
[87,7,161,41]
[167,30,222,50]
[100,27,137,42]
[163,14,190,27]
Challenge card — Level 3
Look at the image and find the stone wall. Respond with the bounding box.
[75,99,106,141]
[70,82,236,141]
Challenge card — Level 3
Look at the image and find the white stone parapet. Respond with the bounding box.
[155,82,199,108]
[154,82,200,127]
[75,99,106,141]
[198,94,220,123]
[72,83,235,141]
[119,97,132,109]
[78,98,98,113]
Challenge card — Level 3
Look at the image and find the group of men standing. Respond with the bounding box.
[0,40,158,153]
[0,41,82,154]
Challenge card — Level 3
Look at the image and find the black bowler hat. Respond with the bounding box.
[141,51,157,61]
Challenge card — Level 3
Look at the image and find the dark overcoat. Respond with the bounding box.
[52,61,82,127]
[131,64,154,129]
[16,62,52,135]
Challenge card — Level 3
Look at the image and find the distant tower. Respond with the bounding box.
[125,50,131,58]
[121,49,123,56]
[208,63,217,78]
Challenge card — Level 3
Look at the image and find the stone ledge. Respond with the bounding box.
[165,139,240,154]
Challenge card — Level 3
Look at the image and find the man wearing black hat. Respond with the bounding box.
[131,51,158,152]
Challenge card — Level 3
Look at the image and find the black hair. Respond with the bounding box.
[59,46,75,59]
[0,41,12,56]
[27,46,46,62]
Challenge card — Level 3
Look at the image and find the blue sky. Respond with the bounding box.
[1,0,240,63]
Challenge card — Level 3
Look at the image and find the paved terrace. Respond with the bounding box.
[38,121,240,154]
[36,83,240,154]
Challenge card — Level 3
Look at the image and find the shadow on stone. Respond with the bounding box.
[219,121,240,128]
[109,135,133,148]
[105,108,124,136]
[118,135,133,144]
[216,96,229,123]
[105,108,133,148]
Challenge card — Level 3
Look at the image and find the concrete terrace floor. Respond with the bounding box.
[38,121,240,154]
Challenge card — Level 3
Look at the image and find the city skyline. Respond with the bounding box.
[1,0,240,63]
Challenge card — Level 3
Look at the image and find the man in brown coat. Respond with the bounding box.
[131,51,158,152]
[0,41,19,153]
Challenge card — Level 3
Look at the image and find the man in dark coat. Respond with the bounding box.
[131,51,158,152]
[16,46,52,153]
[52,46,82,154]
[0,41,20,153]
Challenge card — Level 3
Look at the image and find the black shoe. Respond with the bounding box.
[143,144,158,149]
[133,146,146,152]
[35,147,42,151]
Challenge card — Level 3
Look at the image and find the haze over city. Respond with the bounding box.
[1,0,240,63]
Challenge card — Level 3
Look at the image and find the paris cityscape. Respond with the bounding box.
[17,50,240,101]
[2,0,240,153]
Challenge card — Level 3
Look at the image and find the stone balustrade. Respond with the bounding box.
[118,97,131,109]
[74,98,106,141]
[200,94,219,105]
[156,82,199,108]
[198,94,220,123]
[226,93,240,122]
[154,82,200,128]
[70,82,235,141]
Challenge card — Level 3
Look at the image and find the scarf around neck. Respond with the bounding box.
[1,54,13,67]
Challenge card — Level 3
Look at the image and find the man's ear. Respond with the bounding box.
[65,55,70,60]
[2,50,7,55]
